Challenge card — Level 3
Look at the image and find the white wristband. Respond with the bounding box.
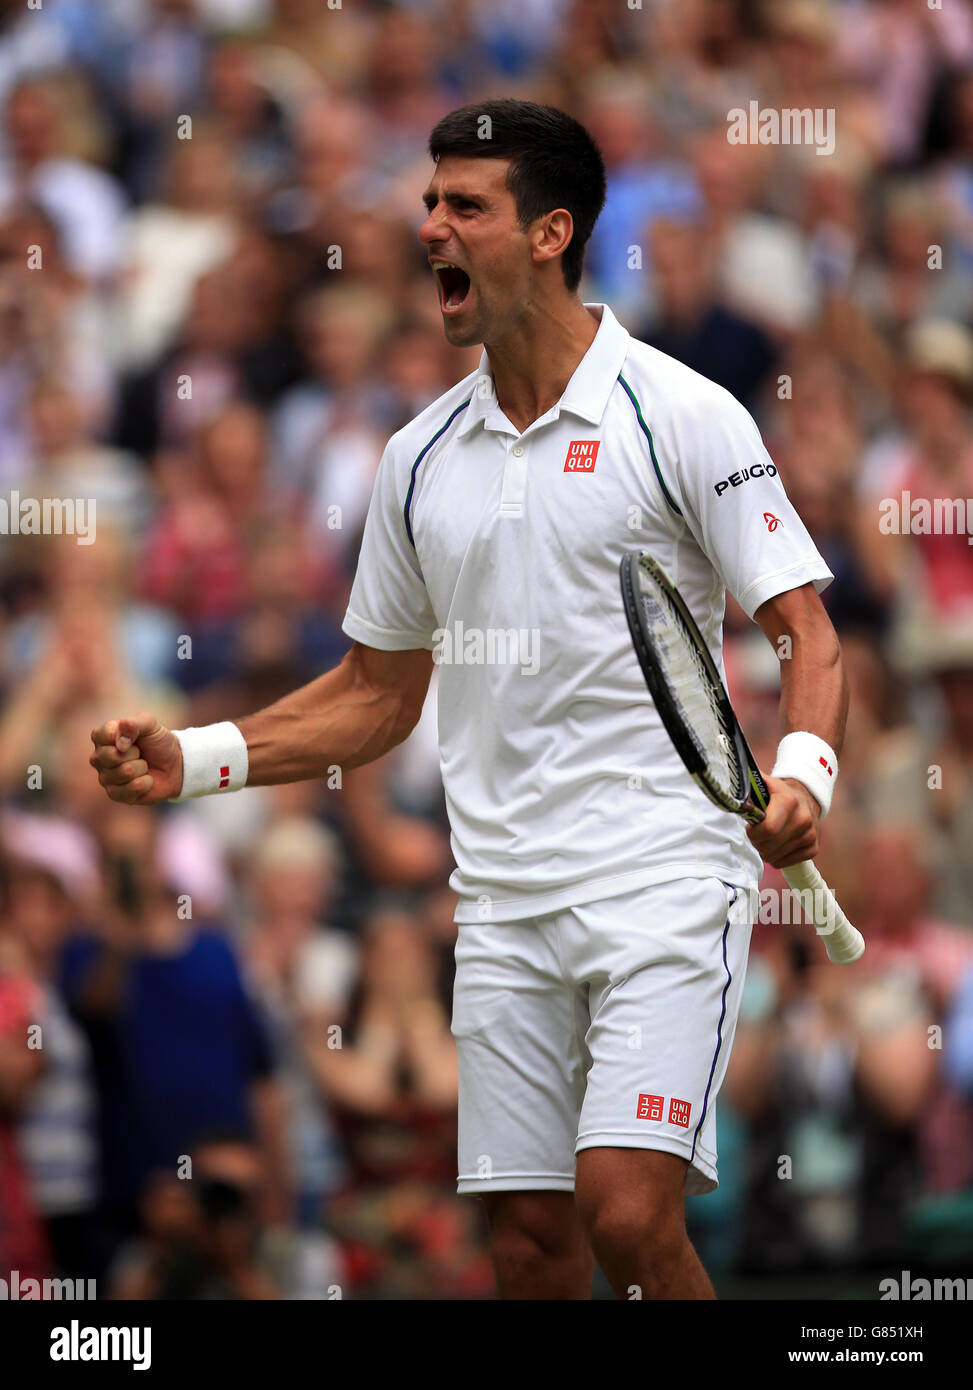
[771,731,838,817]
[170,722,249,801]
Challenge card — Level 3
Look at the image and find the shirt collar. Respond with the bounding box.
[455,303,630,438]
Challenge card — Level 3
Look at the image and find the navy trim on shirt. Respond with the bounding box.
[618,373,683,517]
[404,396,474,547]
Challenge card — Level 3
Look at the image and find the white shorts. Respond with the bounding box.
[452,876,753,1198]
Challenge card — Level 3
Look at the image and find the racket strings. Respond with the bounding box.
[636,582,745,802]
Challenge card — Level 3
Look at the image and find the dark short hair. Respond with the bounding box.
[428,99,607,292]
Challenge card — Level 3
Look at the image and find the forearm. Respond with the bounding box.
[305,1029,397,1112]
[401,1005,458,1108]
[236,646,422,787]
[251,1078,293,1222]
[757,585,847,755]
[856,1021,937,1125]
[778,617,847,754]
[722,1021,779,1117]
[91,644,432,807]
[751,586,848,858]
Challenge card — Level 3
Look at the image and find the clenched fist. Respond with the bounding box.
[89,713,184,805]
[746,774,821,869]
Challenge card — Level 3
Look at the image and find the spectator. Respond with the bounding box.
[581,72,701,323]
[107,1132,286,1300]
[308,908,490,1297]
[727,924,937,1273]
[0,527,180,730]
[859,320,973,622]
[0,205,116,460]
[854,182,973,342]
[270,283,394,561]
[638,216,777,414]
[0,74,125,285]
[243,816,356,1229]
[837,0,973,167]
[205,35,294,207]
[856,824,973,1013]
[691,123,819,337]
[0,913,49,1283]
[1,0,973,1297]
[137,403,269,624]
[60,808,285,1268]
[112,129,241,374]
[114,0,209,202]
[1,855,99,1282]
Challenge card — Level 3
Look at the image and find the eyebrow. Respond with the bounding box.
[422,188,487,212]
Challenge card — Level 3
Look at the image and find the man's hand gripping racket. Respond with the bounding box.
[620,553,864,965]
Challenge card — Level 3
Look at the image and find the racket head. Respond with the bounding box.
[619,551,765,819]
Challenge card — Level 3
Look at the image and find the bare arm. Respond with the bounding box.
[855,1014,938,1126]
[250,1076,293,1226]
[748,583,848,868]
[304,1010,400,1114]
[722,1016,780,1118]
[238,644,434,786]
[753,582,848,753]
[90,643,434,805]
[342,757,451,886]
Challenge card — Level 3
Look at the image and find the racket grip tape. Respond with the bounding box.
[780,860,866,965]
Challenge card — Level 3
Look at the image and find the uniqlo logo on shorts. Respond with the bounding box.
[636,1093,664,1122]
[668,1098,692,1128]
[564,440,600,472]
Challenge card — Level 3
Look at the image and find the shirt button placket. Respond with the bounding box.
[499,440,527,517]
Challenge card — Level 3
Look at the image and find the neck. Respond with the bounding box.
[484,296,599,434]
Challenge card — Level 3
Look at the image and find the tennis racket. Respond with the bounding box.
[619,552,864,965]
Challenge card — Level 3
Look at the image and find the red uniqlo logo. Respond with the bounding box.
[218,765,230,789]
[564,440,600,472]
[819,755,834,777]
[669,1098,692,1128]
[636,1093,664,1122]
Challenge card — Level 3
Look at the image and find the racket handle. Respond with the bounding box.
[780,860,865,965]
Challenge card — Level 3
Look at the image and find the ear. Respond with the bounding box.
[530,208,574,270]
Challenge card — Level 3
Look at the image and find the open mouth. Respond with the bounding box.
[434,263,472,312]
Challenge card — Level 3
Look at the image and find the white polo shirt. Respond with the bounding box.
[342,305,833,923]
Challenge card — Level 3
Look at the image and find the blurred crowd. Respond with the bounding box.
[2,0,973,1298]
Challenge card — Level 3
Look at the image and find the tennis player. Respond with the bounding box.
[90,101,847,1300]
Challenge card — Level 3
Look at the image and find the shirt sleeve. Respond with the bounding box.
[667,386,834,620]
[341,438,439,650]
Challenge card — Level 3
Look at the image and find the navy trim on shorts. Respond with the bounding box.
[403,397,473,547]
[690,885,737,1165]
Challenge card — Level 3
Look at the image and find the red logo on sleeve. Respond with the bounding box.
[564,440,600,472]
[668,1098,692,1128]
[219,765,230,789]
[763,512,780,532]
[636,1093,665,1122]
